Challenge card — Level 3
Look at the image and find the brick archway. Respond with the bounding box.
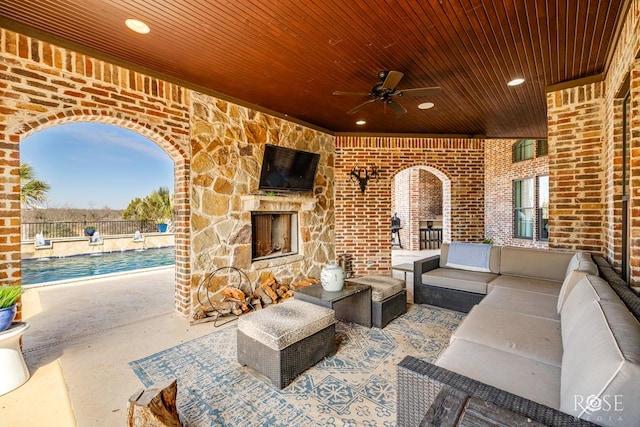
[392,165,452,250]
[13,111,192,316]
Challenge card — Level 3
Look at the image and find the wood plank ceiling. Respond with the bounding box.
[0,0,627,138]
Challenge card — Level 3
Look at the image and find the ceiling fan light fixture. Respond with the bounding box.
[507,78,525,86]
[356,120,366,125]
[418,102,435,110]
[125,19,150,34]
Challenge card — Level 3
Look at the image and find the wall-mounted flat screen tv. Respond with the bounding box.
[258,144,320,193]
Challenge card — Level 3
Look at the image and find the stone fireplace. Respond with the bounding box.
[189,91,336,315]
[251,212,298,260]
[242,194,318,268]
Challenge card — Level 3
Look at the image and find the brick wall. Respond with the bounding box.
[336,136,483,275]
[392,168,410,249]
[0,29,192,314]
[546,82,605,253]
[485,139,549,248]
[392,168,444,251]
[0,28,335,317]
[421,169,443,220]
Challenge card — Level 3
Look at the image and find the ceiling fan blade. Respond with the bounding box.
[399,87,442,97]
[347,99,377,115]
[381,70,404,91]
[333,90,370,96]
[387,100,407,115]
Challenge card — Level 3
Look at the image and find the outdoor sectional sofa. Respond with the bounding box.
[398,243,640,427]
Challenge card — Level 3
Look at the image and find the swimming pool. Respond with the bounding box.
[22,247,175,285]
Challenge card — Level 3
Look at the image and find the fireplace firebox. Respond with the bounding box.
[251,212,298,260]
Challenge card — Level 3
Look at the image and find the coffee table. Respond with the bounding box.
[294,283,372,327]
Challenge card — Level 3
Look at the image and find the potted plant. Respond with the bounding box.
[0,285,21,332]
[156,219,168,233]
[84,225,96,236]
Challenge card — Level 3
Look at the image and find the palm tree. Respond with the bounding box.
[123,187,173,222]
[20,163,50,208]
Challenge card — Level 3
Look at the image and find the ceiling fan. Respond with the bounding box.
[333,70,441,115]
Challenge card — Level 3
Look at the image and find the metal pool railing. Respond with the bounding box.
[21,220,159,240]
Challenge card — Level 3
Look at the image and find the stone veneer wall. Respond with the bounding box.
[335,136,484,275]
[189,92,335,304]
[484,139,549,248]
[0,28,335,317]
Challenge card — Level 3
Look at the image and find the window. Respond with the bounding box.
[537,139,548,157]
[514,178,534,238]
[513,139,534,162]
[538,175,549,241]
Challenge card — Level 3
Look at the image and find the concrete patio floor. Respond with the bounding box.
[0,248,437,426]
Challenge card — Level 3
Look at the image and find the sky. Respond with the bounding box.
[21,122,174,210]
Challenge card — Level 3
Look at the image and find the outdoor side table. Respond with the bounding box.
[295,283,372,327]
[0,322,30,396]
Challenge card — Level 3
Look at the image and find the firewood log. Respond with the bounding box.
[260,283,278,302]
[254,287,273,305]
[260,277,276,288]
[127,379,182,427]
[220,286,246,302]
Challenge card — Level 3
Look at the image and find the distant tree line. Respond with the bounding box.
[22,207,125,223]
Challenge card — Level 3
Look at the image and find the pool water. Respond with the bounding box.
[22,247,175,285]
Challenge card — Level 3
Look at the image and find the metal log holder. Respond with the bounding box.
[196,266,255,327]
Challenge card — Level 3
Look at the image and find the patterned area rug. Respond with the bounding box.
[129,304,464,427]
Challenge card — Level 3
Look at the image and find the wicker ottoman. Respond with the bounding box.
[237,299,336,389]
[346,275,407,328]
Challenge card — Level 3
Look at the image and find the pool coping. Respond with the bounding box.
[22,265,175,289]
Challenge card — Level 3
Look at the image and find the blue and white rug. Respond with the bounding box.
[129,304,464,427]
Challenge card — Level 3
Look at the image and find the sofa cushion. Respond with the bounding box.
[237,299,335,350]
[343,275,405,302]
[480,286,560,320]
[556,270,591,313]
[499,246,574,282]
[560,275,626,348]
[440,243,501,273]
[451,305,562,366]
[564,251,598,278]
[444,242,493,272]
[488,274,562,296]
[422,268,498,294]
[556,253,599,313]
[560,294,640,426]
[436,338,561,410]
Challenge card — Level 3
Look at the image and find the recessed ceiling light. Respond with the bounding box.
[125,19,150,34]
[507,78,525,86]
[356,120,366,125]
[418,102,435,110]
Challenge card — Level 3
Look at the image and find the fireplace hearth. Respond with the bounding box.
[251,212,298,260]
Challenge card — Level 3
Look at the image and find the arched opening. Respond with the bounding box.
[13,112,191,316]
[389,165,451,303]
[391,165,451,251]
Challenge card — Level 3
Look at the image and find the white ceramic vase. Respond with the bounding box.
[320,263,345,292]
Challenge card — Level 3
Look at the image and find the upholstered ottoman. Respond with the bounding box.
[237,299,336,388]
[346,275,407,328]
